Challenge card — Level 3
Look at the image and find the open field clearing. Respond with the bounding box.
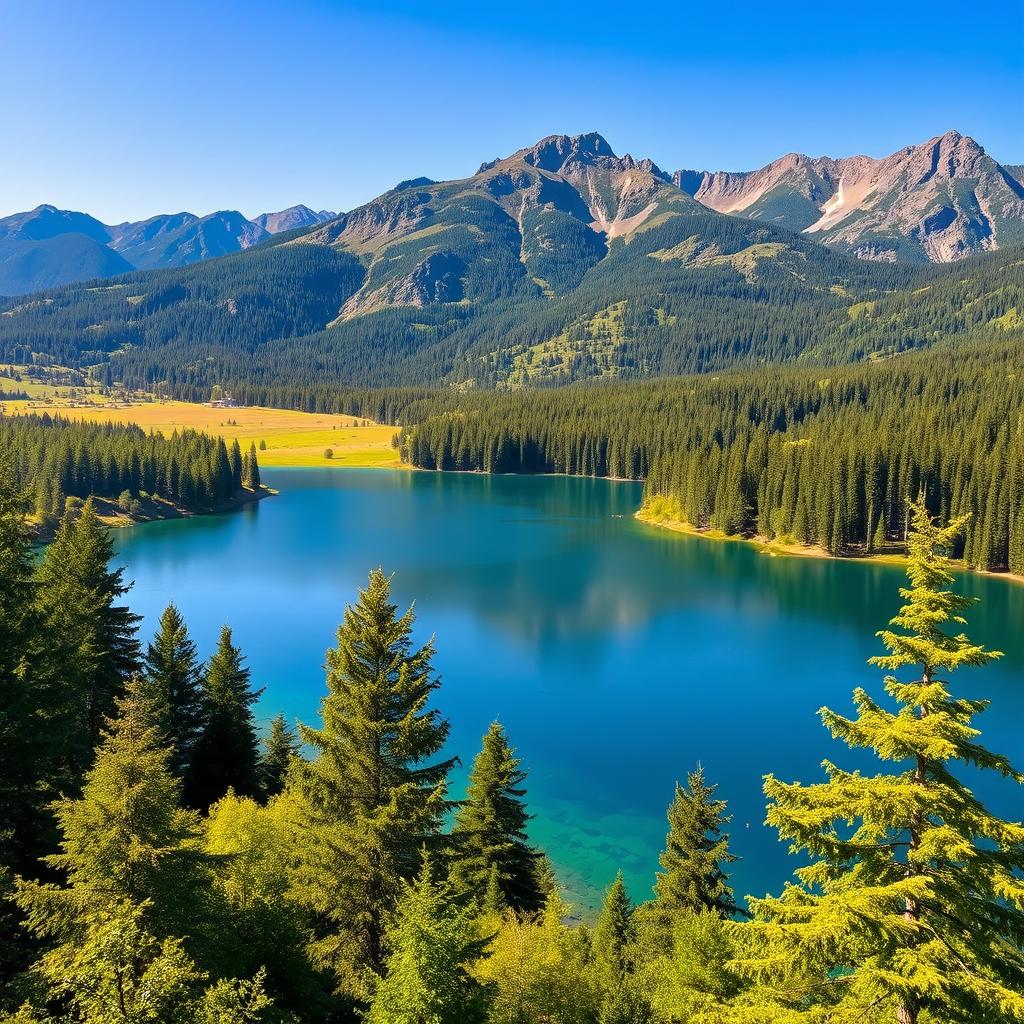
[0,396,402,468]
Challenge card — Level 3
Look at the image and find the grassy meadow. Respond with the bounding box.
[0,382,402,469]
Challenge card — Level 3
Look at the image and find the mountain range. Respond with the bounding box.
[2,130,1021,298]
[0,203,336,295]
[3,129,1021,400]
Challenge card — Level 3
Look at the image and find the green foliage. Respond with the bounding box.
[366,857,489,1024]
[736,500,1024,1022]
[654,767,740,919]
[450,722,542,914]
[1,413,252,521]
[401,338,1024,573]
[189,626,264,808]
[638,911,742,1023]
[259,714,299,798]
[290,569,455,997]
[474,895,598,1024]
[142,603,205,778]
[16,678,205,943]
[34,500,140,785]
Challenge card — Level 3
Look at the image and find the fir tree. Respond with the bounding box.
[653,766,740,919]
[188,626,263,808]
[365,856,488,1024]
[143,603,205,778]
[450,721,542,913]
[16,677,204,945]
[292,568,456,997]
[0,457,45,873]
[737,499,1024,1023]
[592,872,633,994]
[260,713,299,798]
[244,443,261,490]
[591,872,651,1024]
[34,499,141,786]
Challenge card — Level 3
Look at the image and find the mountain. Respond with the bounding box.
[0,203,319,294]
[678,131,1024,263]
[106,210,268,270]
[0,205,134,295]
[5,130,1020,404]
[253,205,336,234]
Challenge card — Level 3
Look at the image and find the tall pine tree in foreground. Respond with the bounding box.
[188,626,263,809]
[34,499,141,785]
[16,677,204,950]
[143,602,205,779]
[0,457,46,876]
[292,568,456,998]
[366,856,488,1024]
[737,499,1024,1023]
[450,721,543,914]
[654,766,740,919]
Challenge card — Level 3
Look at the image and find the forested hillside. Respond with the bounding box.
[400,339,1024,573]
[2,476,1022,1022]
[1,134,1021,398]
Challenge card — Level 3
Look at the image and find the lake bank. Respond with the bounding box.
[635,507,1024,586]
[30,485,274,542]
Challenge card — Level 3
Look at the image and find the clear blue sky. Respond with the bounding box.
[2,0,1021,223]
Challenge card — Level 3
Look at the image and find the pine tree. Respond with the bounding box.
[291,569,456,997]
[188,626,263,808]
[16,677,204,945]
[0,456,46,874]
[365,856,488,1024]
[243,443,261,490]
[592,872,633,994]
[653,766,740,919]
[143,603,205,778]
[737,499,1024,1022]
[34,499,141,786]
[260,713,299,798]
[450,722,542,913]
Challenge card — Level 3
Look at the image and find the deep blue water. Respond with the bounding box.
[112,468,1024,909]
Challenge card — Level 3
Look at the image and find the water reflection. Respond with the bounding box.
[113,469,1024,909]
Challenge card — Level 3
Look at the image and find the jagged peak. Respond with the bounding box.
[479,132,617,175]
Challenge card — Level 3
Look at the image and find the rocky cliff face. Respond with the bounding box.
[677,132,1024,262]
[311,133,694,320]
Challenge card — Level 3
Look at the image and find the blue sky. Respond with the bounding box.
[2,0,1021,222]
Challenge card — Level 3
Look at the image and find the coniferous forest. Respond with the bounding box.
[2,448,1023,1023]
[0,414,262,526]
[399,339,1024,573]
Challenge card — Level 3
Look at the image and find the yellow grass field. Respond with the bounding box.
[0,396,403,469]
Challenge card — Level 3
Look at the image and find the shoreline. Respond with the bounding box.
[634,508,1024,586]
[31,485,275,542]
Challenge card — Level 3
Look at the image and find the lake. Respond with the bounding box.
[113,468,1024,910]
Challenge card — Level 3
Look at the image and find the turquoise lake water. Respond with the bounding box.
[112,468,1024,910]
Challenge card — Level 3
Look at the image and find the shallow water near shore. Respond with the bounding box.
[112,468,1024,910]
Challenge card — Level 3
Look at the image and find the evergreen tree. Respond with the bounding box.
[34,499,141,786]
[450,721,542,913]
[654,767,740,919]
[365,856,488,1024]
[592,872,633,994]
[737,499,1024,1023]
[291,568,455,997]
[143,603,205,778]
[260,713,299,798]
[188,626,263,809]
[0,456,44,873]
[244,443,261,490]
[16,677,204,946]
